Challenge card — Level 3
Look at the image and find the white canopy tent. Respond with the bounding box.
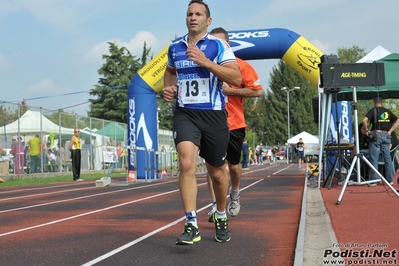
[288,131,319,144]
[0,110,74,135]
[287,131,319,163]
[0,110,109,170]
[356,45,391,63]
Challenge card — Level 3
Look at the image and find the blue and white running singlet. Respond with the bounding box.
[167,33,237,110]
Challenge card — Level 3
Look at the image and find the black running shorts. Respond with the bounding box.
[173,106,229,167]
[226,128,246,165]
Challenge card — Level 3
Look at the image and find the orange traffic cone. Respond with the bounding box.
[128,170,136,181]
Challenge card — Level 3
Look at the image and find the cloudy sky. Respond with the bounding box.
[0,0,397,116]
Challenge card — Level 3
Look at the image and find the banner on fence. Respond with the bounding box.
[103,146,117,163]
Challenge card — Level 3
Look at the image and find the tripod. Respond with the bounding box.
[336,87,399,204]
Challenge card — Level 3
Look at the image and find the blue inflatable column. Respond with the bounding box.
[127,75,158,179]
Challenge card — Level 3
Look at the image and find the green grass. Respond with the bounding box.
[0,169,127,188]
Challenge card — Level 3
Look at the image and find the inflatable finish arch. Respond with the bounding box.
[127,28,322,179]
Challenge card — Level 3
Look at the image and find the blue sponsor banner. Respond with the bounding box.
[325,101,353,171]
[329,101,353,143]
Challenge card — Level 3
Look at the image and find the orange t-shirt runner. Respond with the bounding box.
[225,57,262,130]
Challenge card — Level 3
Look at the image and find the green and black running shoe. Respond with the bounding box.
[175,223,201,245]
[213,213,231,243]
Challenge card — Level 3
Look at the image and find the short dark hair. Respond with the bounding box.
[374,97,382,104]
[210,27,229,42]
[188,0,211,18]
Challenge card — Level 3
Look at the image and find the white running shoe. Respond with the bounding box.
[228,199,240,217]
[228,188,241,217]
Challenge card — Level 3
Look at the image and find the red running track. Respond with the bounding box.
[0,163,305,266]
[321,180,399,265]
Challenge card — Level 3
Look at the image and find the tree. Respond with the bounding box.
[0,100,30,126]
[45,110,82,129]
[337,45,366,64]
[18,99,29,115]
[88,42,151,123]
[245,93,269,145]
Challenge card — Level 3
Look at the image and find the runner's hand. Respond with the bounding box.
[163,85,177,102]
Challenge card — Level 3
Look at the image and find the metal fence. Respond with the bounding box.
[0,103,176,177]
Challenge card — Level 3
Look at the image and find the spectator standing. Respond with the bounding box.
[19,137,26,169]
[11,138,25,174]
[255,145,261,165]
[258,146,264,165]
[47,149,57,172]
[42,142,51,169]
[266,147,272,164]
[28,134,41,173]
[296,138,306,169]
[248,147,255,165]
[271,146,278,165]
[363,97,399,186]
[69,128,83,182]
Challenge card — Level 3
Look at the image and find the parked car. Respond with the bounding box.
[276,149,285,160]
[261,145,286,161]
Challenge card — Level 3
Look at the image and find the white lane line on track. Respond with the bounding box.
[0,183,85,194]
[0,180,177,214]
[81,178,264,266]
[0,183,185,237]
[0,165,269,206]
[0,186,94,202]
[0,165,283,214]
[272,164,293,175]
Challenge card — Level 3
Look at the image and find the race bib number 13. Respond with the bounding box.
[179,78,210,104]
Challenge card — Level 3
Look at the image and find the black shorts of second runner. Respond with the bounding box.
[297,151,305,160]
[173,106,229,167]
[226,128,246,165]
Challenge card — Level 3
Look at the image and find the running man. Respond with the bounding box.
[206,27,262,221]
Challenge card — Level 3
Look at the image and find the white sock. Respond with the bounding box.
[215,210,227,219]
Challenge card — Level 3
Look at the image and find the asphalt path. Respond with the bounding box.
[0,163,305,266]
